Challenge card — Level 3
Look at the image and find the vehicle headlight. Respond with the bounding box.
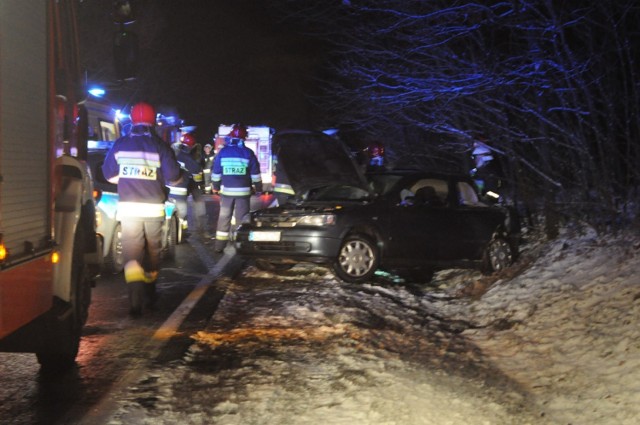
[296,214,336,226]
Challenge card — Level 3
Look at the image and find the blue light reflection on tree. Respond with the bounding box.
[271,0,640,228]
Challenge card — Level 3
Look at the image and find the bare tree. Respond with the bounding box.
[269,0,640,231]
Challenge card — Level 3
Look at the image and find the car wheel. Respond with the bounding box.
[176,217,184,244]
[332,234,379,283]
[255,259,295,272]
[482,236,513,274]
[37,222,89,372]
[104,223,124,274]
[164,214,178,260]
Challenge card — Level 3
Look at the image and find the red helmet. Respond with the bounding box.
[227,124,248,140]
[130,102,155,126]
[181,133,196,148]
[368,142,385,158]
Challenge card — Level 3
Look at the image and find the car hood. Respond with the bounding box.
[273,130,370,199]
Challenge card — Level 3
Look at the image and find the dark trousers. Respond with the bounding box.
[190,190,208,232]
[121,219,164,276]
[215,195,250,250]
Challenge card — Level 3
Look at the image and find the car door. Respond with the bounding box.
[381,178,451,266]
[451,180,503,260]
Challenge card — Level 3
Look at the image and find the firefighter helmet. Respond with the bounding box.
[227,124,248,140]
[181,133,196,148]
[130,102,156,126]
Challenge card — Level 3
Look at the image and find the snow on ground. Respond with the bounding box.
[106,226,640,425]
[439,227,640,425]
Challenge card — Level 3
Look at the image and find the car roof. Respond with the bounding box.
[366,168,475,182]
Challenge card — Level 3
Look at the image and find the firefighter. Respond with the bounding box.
[168,133,209,238]
[101,102,182,316]
[271,146,294,206]
[366,141,386,171]
[470,140,502,200]
[211,124,262,253]
[201,142,215,194]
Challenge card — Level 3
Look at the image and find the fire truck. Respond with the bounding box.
[0,1,103,371]
[215,125,274,191]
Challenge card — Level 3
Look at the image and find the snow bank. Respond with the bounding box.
[439,228,640,424]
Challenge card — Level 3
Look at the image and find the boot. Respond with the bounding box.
[214,240,227,253]
[144,282,158,309]
[124,260,147,283]
[128,281,144,317]
[125,261,147,316]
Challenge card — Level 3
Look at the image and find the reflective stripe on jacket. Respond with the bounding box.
[117,201,166,220]
[272,153,294,195]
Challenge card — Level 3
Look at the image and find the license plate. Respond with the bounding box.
[249,231,281,242]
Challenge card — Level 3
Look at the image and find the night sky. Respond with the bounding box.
[132,1,328,142]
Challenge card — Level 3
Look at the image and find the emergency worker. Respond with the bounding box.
[201,142,215,194]
[101,102,182,316]
[470,140,502,200]
[366,141,386,171]
[211,124,262,253]
[168,133,208,238]
[271,147,294,206]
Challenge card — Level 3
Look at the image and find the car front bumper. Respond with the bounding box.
[235,227,343,264]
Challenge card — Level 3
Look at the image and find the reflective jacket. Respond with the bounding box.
[272,153,294,196]
[101,126,182,221]
[201,152,215,192]
[211,143,262,196]
[168,145,204,200]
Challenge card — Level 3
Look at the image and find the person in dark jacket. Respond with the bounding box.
[211,124,262,253]
[168,133,209,238]
[201,142,215,194]
[271,150,295,206]
[101,102,182,316]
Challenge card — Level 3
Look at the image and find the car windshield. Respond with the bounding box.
[367,174,404,196]
[305,184,371,202]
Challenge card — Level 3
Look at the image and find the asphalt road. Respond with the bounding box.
[0,233,242,425]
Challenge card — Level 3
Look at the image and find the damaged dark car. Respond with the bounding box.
[235,130,520,283]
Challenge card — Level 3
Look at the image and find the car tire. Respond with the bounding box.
[254,259,295,272]
[164,214,178,260]
[104,223,124,274]
[481,236,513,274]
[37,222,90,372]
[332,234,379,283]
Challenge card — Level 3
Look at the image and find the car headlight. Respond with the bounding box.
[296,214,336,226]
